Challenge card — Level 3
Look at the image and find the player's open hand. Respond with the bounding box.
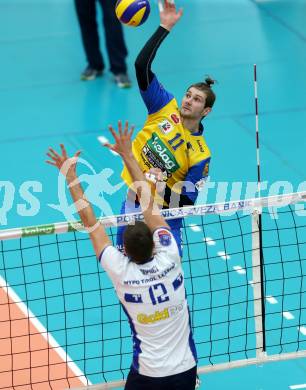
[105,120,135,158]
[159,0,183,31]
[46,144,81,178]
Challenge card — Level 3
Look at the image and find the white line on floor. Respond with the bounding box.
[217,251,230,260]
[189,224,201,232]
[289,384,306,389]
[298,326,306,336]
[266,296,278,304]
[233,265,246,275]
[97,136,119,156]
[203,237,216,246]
[283,311,294,320]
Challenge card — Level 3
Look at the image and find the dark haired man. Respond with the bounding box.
[46,121,197,390]
[118,0,216,254]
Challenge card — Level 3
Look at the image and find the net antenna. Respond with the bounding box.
[254,64,262,198]
[252,63,267,359]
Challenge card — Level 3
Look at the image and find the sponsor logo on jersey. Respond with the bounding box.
[138,308,169,324]
[170,113,180,124]
[139,265,159,275]
[142,145,164,171]
[158,120,173,134]
[123,263,176,286]
[142,145,172,179]
[137,304,184,325]
[144,133,180,172]
[197,139,205,153]
[158,229,172,246]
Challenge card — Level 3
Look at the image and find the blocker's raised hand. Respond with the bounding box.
[46,144,81,177]
[105,120,135,158]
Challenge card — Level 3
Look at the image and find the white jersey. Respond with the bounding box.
[99,227,197,377]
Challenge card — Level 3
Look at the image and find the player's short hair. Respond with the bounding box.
[123,221,154,264]
[188,77,216,108]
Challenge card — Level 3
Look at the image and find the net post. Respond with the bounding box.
[251,208,267,359]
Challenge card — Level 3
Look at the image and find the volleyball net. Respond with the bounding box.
[0,192,305,389]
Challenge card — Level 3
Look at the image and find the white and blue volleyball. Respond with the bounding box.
[115,0,150,27]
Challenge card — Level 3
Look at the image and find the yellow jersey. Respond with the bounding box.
[121,75,211,206]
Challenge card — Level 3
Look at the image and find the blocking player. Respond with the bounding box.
[46,121,197,390]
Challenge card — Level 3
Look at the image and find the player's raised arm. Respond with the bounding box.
[135,0,183,97]
[46,144,111,258]
[105,121,169,232]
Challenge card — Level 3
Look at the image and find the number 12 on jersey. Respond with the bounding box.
[149,283,170,305]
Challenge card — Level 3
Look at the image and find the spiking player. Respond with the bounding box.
[118,0,216,254]
[46,121,197,389]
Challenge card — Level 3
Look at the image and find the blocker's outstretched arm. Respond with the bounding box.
[105,121,169,232]
[46,144,111,258]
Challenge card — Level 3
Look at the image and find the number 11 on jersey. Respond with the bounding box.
[168,133,184,151]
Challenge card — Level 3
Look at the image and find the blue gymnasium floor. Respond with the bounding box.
[0,0,306,389]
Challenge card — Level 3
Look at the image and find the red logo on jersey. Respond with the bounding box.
[170,113,180,124]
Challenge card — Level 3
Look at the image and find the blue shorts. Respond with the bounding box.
[125,366,197,390]
[116,199,183,257]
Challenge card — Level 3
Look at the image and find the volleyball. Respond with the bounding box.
[115,0,151,27]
